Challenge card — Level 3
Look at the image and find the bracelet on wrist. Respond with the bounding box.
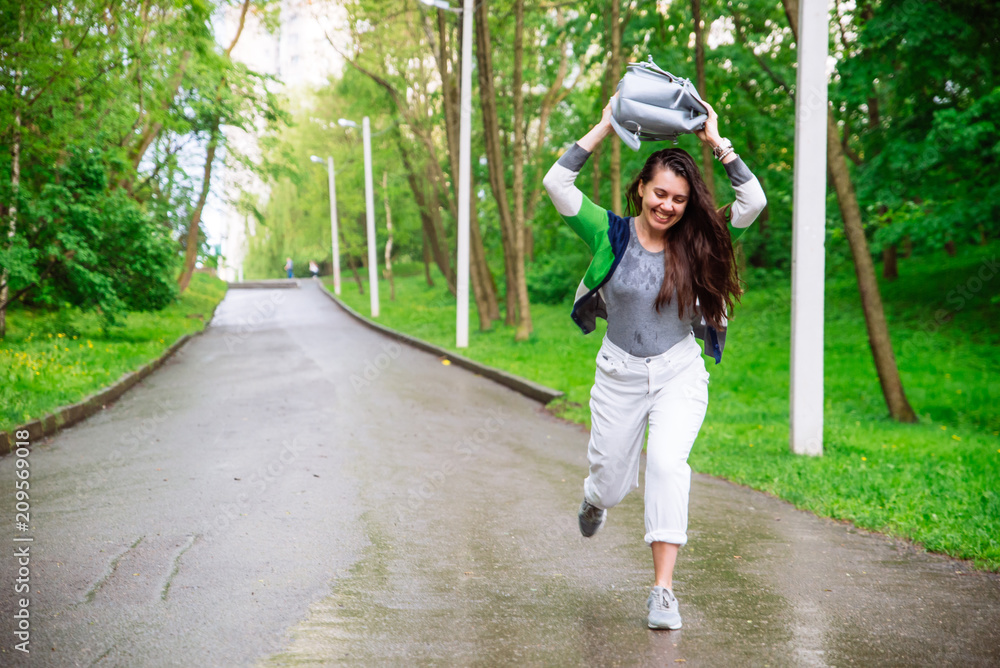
[712,138,734,160]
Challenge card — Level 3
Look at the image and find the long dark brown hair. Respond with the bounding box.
[625,148,741,329]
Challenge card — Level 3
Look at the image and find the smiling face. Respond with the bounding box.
[637,168,690,235]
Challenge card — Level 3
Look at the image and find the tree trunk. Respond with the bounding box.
[692,0,717,198]
[340,230,364,294]
[422,231,435,287]
[0,102,19,340]
[510,0,531,340]
[436,7,499,325]
[469,187,500,327]
[827,112,916,422]
[592,57,612,204]
[396,135,456,293]
[178,122,219,293]
[177,1,251,293]
[609,1,623,214]
[129,50,191,172]
[355,213,368,271]
[423,171,453,281]
[592,69,611,205]
[469,154,500,325]
[1,10,23,339]
[944,240,956,257]
[436,9,461,181]
[226,0,252,56]
[882,243,898,280]
[521,30,574,265]
[475,0,530,335]
[349,255,365,294]
[474,2,515,325]
[382,171,395,301]
[0,281,7,341]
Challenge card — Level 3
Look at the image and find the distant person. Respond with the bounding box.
[543,96,766,630]
[285,257,293,279]
[309,260,319,278]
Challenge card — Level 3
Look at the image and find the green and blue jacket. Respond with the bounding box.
[542,143,767,363]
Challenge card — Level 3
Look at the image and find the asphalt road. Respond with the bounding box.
[1,280,998,667]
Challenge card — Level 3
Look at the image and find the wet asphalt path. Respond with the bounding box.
[1,280,998,667]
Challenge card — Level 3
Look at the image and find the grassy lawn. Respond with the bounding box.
[331,243,1000,571]
[0,272,228,432]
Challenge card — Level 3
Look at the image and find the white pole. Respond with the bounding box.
[790,0,829,456]
[327,156,341,295]
[456,0,473,348]
[362,116,379,317]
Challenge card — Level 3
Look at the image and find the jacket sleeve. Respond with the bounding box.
[720,157,767,242]
[542,143,610,254]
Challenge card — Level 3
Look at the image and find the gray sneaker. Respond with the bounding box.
[646,586,682,630]
[577,500,606,537]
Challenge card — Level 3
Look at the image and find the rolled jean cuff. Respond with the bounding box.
[645,530,687,546]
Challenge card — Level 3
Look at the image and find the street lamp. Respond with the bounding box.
[310,155,341,295]
[789,0,829,456]
[338,117,379,318]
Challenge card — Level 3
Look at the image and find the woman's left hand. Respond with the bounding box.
[694,100,723,146]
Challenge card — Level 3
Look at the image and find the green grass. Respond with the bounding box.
[332,243,1000,571]
[0,272,228,432]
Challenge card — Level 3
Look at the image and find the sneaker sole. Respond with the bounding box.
[647,620,682,630]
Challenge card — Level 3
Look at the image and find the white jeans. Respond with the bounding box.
[583,332,709,546]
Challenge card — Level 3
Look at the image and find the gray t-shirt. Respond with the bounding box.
[603,218,693,357]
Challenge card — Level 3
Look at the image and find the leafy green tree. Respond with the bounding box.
[0,0,288,335]
[836,0,1000,259]
[0,0,211,333]
[1,147,176,327]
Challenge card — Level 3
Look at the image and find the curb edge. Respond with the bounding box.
[318,284,564,405]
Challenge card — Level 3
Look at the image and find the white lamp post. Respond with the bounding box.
[790,0,830,456]
[338,117,379,318]
[456,0,473,348]
[310,155,341,295]
[419,0,471,347]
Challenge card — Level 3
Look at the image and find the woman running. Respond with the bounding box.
[542,98,766,630]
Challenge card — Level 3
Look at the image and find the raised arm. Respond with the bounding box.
[695,100,767,240]
[720,157,767,239]
[542,101,617,253]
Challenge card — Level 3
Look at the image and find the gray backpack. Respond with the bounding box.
[610,57,709,151]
